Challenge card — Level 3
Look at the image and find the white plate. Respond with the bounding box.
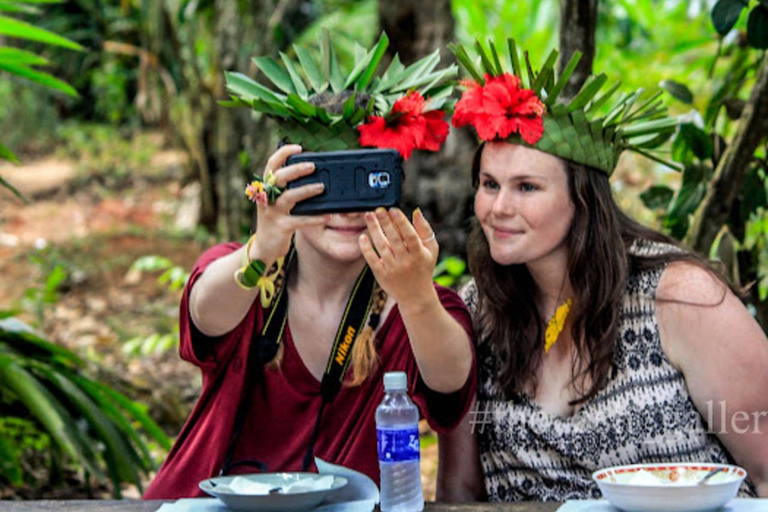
[593,463,747,512]
[199,472,348,512]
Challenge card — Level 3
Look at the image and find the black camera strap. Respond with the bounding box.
[219,246,376,476]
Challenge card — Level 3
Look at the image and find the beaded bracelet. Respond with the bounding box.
[234,234,283,307]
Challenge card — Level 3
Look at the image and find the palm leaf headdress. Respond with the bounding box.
[449,39,681,175]
[224,31,457,159]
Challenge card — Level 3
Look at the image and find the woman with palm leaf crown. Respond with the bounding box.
[144,33,475,499]
[437,40,768,502]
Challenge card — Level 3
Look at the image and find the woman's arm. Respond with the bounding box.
[437,398,487,502]
[657,262,768,497]
[191,145,329,337]
[360,207,473,394]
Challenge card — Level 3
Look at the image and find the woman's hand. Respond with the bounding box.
[359,207,439,311]
[251,145,330,263]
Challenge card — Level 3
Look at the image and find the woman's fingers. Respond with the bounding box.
[275,182,324,210]
[413,208,439,257]
[364,211,393,261]
[265,144,302,176]
[359,234,383,271]
[375,208,405,255]
[271,162,315,188]
[390,208,421,251]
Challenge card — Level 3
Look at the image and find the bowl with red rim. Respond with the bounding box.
[592,463,747,512]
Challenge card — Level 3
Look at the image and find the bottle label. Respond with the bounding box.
[377,426,420,463]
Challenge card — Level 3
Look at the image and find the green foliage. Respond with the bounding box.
[711,0,768,49]
[54,123,160,186]
[743,206,768,300]
[433,256,469,289]
[10,245,74,328]
[640,46,767,312]
[0,77,61,155]
[130,255,190,294]
[0,417,51,487]
[452,0,559,56]
[91,56,136,125]
[0,0,82,200]
[121,256,190,357]
[0,314,171,496]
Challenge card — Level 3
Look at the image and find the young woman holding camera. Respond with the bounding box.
[144,32,476,498]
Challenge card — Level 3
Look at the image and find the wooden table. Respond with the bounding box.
[0,501,563,512]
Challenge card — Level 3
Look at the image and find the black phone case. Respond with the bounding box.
[286,148,403,215]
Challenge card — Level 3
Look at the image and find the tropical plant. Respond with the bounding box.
[452,0,559,56]
[640,6,768,326]
[121,255,190,357]
[433,256,469,288]
[711,0,768,49]
[0,0,82,200]
[0,314,171,496]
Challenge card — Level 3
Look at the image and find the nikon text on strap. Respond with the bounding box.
[219,246,376,475]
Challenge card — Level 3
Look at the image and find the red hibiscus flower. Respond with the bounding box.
[452,72,545,145]
[358,91,449,159]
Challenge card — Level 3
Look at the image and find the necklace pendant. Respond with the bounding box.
[544,298,572,353]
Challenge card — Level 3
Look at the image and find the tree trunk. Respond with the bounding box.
[212,0,273,240]
[378,0,455,65]
[687,53,768,254]
[557,0,598,99]
[378,0,476,258]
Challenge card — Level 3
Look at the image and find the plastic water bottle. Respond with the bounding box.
[376,371,424,512]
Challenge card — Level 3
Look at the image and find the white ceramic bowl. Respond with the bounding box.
[199,472,348,512]
[592,463,747,512]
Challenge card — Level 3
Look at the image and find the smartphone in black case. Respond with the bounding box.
[286,148,403,215]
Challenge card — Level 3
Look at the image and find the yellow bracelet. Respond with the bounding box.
[234,233,284,307]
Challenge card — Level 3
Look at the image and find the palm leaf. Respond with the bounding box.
[0,354,105,480]
[0,62,77,96]
[279,52,308,98]
[391,50,441,91]
[252,56,296,95]
[293,44,325,92]
[75,376,155,470]
[225,71,285,104]
[508,39,523,85]
[567,73,608,112]
[35,366,141,488]
[586,80,622,114]
[355,32,388,91]
[0,318,84,366]
[0,140,19,163]
[531,49,558,94]
[0,15,82,51]
[545,51,581,106]
[448,43,483,83]
[474,40,496,75]
[320,29,344,93]
[87,380,171,450]
[0,46,48,66]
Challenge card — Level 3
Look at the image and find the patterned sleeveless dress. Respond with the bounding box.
[461,240,758,501]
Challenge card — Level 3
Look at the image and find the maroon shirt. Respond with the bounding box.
[143,243,476,499]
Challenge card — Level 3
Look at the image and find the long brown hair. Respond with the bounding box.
[468,143,733,405]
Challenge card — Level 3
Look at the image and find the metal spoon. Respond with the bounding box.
[697,467,726,485]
